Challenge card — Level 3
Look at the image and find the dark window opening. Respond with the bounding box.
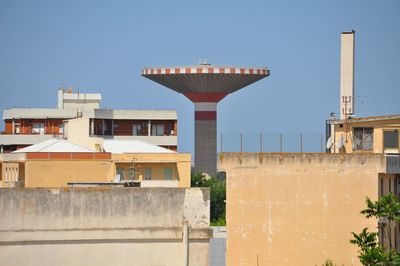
[384,130,399,149]
[353,127,373,151]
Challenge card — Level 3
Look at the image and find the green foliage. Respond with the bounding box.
[191,173,226,225]
[320,260,339,266]
[350,193,400,266]
[361,194,400,224]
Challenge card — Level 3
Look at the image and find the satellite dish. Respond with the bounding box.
[336,136,344,149]
[326,137,333,149]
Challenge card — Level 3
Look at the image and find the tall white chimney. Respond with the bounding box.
[340,30,355,119]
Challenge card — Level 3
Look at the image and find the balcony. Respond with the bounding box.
[0,134,55,145]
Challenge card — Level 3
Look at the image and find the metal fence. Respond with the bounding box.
[218,132,326,153]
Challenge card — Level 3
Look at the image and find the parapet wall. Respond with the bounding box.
[219,153,385,266]
[0,187,211,266]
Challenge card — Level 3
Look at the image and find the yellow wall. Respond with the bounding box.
[115,162,177,180]
[112,153,191,187]
[24,160,112,187]
[333,118,400,154]
[0,152,191,188]
[219,153,385,266]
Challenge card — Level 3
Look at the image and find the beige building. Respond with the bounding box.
[327,114,400,154]
[0,138,191,188]
[219,152,399,266]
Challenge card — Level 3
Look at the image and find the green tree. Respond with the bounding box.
[350,193,400,266]
[191,173,226,225]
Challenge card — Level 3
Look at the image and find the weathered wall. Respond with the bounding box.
[219,153,386,266]
[0,187,211,266]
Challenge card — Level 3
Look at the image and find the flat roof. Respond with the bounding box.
[3,108,177,120]
[3,108,77,119]
[331,114,400,124]
[104,139,175,154]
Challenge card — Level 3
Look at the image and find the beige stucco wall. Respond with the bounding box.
[0,188,211,266]
[112,153,191,187]
[65,117,103,150]
[219,153,386,266]
[24,159,113,187]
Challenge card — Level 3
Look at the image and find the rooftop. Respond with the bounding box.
[331,114,400,124]
[103,139,175,154]
[12,139,95,153]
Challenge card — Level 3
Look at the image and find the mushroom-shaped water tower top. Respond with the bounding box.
[142,64,270,176]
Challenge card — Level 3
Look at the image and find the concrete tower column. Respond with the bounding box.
[340,31,355,119]
[194,102,218,176]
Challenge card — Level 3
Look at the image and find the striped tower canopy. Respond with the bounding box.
[141,63,270,176]
[142,65,270,102]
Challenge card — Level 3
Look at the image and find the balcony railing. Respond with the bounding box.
[386,154,400,174]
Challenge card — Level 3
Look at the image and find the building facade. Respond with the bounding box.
[327,114,400,154]
[0,139,191,188]
[219,152,397,266]
[0,88,178,153]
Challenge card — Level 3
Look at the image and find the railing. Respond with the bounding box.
[218,132,326,153]
[386,154,400,174]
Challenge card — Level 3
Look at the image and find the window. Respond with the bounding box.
[15,124,20,134]
[353,127,373,151]
[58,124,63,135]
[128,168,135,180]
[152,124,164,136]
[132,124,140,136]
[132,122,148,136]
[384,130,399,149]
[164,167,172,180]
[144,168,152,180]
[32,123,45,135]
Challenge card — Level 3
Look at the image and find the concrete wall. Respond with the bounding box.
[219,153,386,266]
[0,188,211,266]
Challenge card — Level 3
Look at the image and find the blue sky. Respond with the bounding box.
[0,0,399,153]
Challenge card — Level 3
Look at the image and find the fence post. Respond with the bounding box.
[240,133,243,153]
[320,133,323,153]
[280,133,283,152]
[260,133,263,153]
[300,133,303,152]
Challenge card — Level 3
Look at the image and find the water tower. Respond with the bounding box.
[142,62,270,176]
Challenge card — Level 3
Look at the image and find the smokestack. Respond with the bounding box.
[340,30,355,119]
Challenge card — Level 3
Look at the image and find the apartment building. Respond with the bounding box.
[0,88,178,153]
